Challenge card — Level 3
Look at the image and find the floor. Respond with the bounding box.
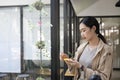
[0,70,120,80]
[111,70,120,80]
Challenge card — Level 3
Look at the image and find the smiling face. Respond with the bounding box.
[79,23,96,41]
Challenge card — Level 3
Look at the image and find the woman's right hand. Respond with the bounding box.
[60,52,69,61]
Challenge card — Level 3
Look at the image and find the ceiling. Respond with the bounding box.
[70,0,120,16]
[70,0,98,16]
[70,0,120,29]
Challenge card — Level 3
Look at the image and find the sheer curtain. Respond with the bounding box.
[0,7,21,73]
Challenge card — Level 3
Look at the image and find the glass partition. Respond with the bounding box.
[99,17,120,68]
[0,0,62,79]
[23,2,51,79]
[60,1,64,80]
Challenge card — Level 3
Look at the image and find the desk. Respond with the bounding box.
[23,68,64,80]
[26,68,63,76]
[64,69,75,80]
[65,69,75,77]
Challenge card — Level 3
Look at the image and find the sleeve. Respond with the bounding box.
[66,45,83,76]
[67,45,81,73]
[84,47,113,80]
[65,42,87,77]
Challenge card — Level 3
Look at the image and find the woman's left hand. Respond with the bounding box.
[65,59,81,68]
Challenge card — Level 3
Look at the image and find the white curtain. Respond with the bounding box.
[0,7,21,73]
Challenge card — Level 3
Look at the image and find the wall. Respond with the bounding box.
[0,0,38,6]
[0,0,63,6]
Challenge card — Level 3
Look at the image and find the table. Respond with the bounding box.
[65,69,75,76]
[26,68,63,76]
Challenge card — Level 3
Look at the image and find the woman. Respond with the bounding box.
[60,16,113,80]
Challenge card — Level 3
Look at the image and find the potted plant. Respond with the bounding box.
[36,76,45,80]
[35,41,45,49]
[34,40,45,70]
[32,0,44,11]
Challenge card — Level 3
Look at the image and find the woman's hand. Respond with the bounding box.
[60,52,69,61]
[60,53,82,68]
[65,59,81,68]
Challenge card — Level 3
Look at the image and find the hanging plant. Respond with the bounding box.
[36,76,45,80]
[67,51,74,58]
[35,41,45,49]
[32,0,44,11]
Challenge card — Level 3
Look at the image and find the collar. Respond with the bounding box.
[77,39,105,60]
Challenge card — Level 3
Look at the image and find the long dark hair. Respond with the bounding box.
[79,16,107,44]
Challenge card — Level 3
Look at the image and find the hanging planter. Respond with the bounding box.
[34,40,45,67]
[35,41,45,49]
[36,76,45,80]
[32,0,44,11]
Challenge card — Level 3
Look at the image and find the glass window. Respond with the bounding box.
[23,2,51,79]
[23,5,51,62]
[100,18,120,68]
[60,2,64,80]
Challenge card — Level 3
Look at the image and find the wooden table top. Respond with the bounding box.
[65,69,75,76]
[26,68,63,76]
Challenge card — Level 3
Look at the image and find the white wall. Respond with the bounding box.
[0,0,51,6]
[0,0,63,6]
[0,0,37,6]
